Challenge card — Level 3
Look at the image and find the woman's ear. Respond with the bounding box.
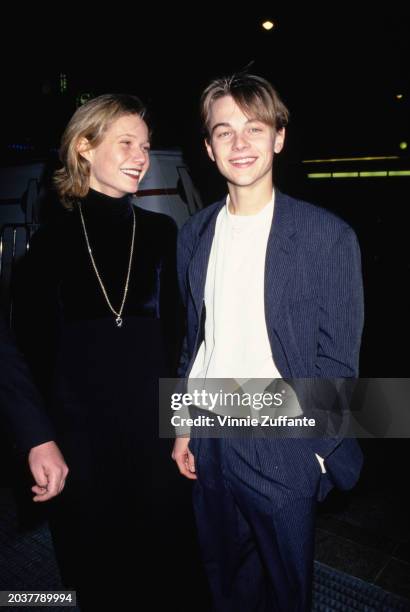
[77,137,92,162]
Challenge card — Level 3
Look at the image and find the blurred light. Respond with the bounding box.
[303,155,399,163]
[399,141,408,150]
[7,143,34,151]
[307,173,332,178]
[359,171,387,177]
[262,21,275,30]
[396,94,403,99]
[60,73,68,94]
[308,170,410,179]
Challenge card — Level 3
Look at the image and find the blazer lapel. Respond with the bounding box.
[187,191,297,323]
[264,190,297,329]
[188,199,225,315]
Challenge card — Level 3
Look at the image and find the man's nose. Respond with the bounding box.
[232,133,249,150]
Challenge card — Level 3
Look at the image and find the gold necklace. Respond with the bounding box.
[78,201,136,328]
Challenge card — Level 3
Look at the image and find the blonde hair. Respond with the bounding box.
[200,73,289,140]
[54,94,147,209]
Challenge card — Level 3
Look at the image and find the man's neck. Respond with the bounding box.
[227,181,274,216]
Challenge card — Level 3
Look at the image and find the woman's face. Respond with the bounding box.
[79,113,150,198]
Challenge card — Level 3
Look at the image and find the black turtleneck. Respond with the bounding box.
[79,187,133,222]
[12,187,181,396]
[64,187,154,321]
[17,187,177,321]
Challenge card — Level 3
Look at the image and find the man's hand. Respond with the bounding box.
[28,441,69,502]
[172,437,197,480]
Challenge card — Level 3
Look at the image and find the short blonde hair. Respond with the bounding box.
[54,94,147,209]
[200,73,289,140]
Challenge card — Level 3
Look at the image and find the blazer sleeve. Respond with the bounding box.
[11,224,61,396]
[176,220,195,379]
[172,221,198,437]
[0,312,56,454]
[302,226,364,459]
[316,226,364,377]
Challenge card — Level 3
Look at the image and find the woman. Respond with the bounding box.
[13,94,182,609]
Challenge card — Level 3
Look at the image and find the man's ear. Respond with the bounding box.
[204,138,215,162]
[273,128,285,154]
[77,137,93,162]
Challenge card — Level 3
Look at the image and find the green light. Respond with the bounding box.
[359,171,387,177]
[399,142,408,150]
[307,170,410,179]
[59,73,67,94]
[307,173,332,178]
[302,155,398,163]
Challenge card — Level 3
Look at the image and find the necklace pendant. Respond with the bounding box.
[79,202,135,331]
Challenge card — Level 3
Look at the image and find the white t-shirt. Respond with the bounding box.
[190,192,281,381]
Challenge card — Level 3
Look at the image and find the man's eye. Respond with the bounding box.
[249,127,262,133]
[121,141,131,145]
[218,131,231,138]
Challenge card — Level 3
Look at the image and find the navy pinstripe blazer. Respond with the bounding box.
[0,313,56,453]
[177,190,364,499]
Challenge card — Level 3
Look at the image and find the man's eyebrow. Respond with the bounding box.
[210,122,231,136]
[210,119,262,136]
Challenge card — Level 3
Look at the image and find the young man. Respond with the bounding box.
[172,74,364,611]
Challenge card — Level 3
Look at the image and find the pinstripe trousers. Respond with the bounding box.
[189,436,320,612]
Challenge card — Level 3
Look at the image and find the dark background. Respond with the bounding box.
[0,8,410,601]
[2,7,409,374]
[2,8,409,190]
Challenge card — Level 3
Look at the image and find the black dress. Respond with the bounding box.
[13,188,183,608]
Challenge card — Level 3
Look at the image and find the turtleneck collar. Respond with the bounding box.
[79,187,133,221]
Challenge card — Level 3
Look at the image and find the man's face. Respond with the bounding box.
[78,113,150,198]
[205,95,285,190]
